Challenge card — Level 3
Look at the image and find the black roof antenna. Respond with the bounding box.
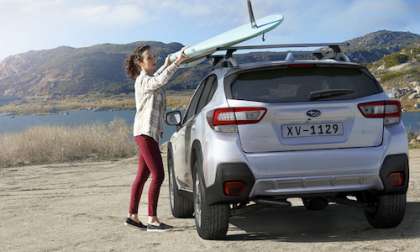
[247,0,258,28]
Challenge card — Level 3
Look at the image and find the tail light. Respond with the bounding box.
[209,107,267,127]
[357,100,401,125]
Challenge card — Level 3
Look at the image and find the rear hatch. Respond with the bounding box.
[226,63,385,153]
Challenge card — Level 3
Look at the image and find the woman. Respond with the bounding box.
[125,45,188,232]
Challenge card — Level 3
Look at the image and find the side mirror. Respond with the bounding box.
[166,110,182,126]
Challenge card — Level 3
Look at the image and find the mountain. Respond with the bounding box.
[1,30,420,98]
[0,41,183,97]
[344,30,420,63]
[0,43,287,97]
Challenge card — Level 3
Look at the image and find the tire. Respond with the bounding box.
[168,145,193,218]
[302,197,328,211]
[193,153,229,240]
[364,193,406,228]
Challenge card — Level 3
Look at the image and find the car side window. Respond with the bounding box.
[196,75,217,115]
[183,79,206,124]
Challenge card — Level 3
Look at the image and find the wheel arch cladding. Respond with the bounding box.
[380,154,409,194]
[205,162,255,205]
[191,140,203,178]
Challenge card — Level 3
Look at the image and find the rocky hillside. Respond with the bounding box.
[0,44,287,97]
[1,30,420,98]
[344,30,420,63]
[368,46,420,110]
[0,41,183,97]
[369,47,420,87]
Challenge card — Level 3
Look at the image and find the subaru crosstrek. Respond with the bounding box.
[165,47,409,240]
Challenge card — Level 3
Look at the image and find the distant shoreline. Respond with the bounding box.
[0,90,419,116]
[0,92,193,116]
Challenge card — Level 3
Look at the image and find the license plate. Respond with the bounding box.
[282,122,344,138]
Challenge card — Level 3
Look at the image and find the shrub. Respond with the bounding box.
[384,53,410,68]
[0,119,136,168]
[380,71,405,82]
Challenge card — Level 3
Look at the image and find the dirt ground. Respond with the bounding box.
[1,148,420,252]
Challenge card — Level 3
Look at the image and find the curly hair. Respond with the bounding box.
[125,44,151,80]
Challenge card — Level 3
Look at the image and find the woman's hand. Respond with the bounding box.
[164,55,172,66]
[175,47,189,66]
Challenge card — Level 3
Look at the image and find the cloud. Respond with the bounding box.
[244,0,420,43]
[0,0,151,59]
[72,3,145,25]
[0,0,419,60]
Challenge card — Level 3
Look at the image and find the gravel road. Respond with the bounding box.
[1,149,419,252]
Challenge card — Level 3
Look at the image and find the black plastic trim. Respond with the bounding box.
[204,163,255,205]
[379,154,409,194]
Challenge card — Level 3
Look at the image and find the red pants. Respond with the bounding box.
[129,134,165,216]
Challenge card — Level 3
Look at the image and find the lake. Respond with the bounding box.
[0,110,176,144]
[0,96,19,106]
[0,110,419,144]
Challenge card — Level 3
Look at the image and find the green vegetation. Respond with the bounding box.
[378,67,420,83]
[383,53,409,68]
[382,47,420,68]
[380,71,406,82]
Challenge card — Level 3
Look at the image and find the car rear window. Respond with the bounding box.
[230,66,383,103]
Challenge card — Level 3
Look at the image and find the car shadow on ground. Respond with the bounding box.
[227,202,420,242]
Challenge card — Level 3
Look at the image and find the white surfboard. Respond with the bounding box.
[168,14,284,65]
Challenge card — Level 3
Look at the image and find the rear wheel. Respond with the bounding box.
[193,154,229,240]
[168,146,193,218]
[363,193,406,228]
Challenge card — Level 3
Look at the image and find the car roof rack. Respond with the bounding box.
[209,42,351,68]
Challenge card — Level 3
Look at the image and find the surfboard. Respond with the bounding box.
[168,14,284,65]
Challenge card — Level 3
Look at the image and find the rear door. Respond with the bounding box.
[172,79,206,189]
[226,64,385,153]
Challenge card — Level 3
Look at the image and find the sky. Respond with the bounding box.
[0,0,420,61]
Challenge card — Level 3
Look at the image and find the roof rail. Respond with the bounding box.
[218,42,349,52]
[212,42,351,66]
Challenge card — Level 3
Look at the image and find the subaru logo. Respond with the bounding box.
[306,109,321,118]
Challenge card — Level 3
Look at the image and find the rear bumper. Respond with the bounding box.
[250,153,409,197]
[205,152,409,204]
[203,122,409,203]
[250,174,382,197]
[246,146,386,197]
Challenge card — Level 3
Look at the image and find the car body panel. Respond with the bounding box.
[227,92,388,153]
[168,60,409,199]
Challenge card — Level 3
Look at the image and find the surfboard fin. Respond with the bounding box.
[247,0,258,28]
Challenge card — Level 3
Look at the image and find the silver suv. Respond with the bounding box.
[165,44,409,240]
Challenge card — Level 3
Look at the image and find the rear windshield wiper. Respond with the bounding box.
[309,89,355,101]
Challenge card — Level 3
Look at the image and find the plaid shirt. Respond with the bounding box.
[133,63,178,142]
